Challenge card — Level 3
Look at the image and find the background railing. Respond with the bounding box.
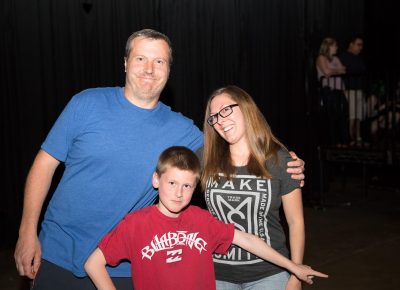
[313,72,399,205]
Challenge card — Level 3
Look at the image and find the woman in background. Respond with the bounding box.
[316,37,349,147]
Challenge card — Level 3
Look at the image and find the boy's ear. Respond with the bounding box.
[152,172,160,188]
[124,57,127,72]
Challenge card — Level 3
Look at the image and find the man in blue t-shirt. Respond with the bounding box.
[14,29,305,290]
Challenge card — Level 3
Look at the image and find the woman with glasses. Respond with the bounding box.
[201,85,305,290]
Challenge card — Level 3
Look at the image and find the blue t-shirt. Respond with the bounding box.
[39,87,203,277]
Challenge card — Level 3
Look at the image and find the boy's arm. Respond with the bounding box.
[85,248,117,290]
[232,230,327,284]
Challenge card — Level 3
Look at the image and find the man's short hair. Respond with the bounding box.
[348,35,364,45]
[156,146,201,181]
[125,28,173,65]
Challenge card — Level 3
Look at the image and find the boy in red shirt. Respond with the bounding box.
[85,146,327,290]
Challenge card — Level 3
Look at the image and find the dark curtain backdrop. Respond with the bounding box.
[1,0,373,243]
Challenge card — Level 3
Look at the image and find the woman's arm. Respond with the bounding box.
[85,248,117,290]
[282,188,305,290]
[333,56,346,74]
[317,55,345,77]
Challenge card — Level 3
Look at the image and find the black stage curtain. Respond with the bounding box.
[1,0,371,243]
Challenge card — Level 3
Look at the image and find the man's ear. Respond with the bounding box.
[152,172,160,188]
[124,57,127,72]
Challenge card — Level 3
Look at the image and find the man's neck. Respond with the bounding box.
[124,88,159,109]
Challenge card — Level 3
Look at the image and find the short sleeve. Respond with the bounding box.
[41,93,89,161]
[98,215,132,266]
[268,149,301,196]
[203,211,235,255]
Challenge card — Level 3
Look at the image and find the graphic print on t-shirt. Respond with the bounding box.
[206,173,272,265]
[141,230,208,263]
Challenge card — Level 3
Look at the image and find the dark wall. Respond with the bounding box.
[365,2,400,75]
[3,0,394,244]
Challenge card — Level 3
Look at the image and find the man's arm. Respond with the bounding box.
[85,248,117,290]
[14,150,60,279]
[287,151,305,187]
[232,229,327,284]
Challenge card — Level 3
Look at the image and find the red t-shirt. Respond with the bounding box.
[99,205,234,290]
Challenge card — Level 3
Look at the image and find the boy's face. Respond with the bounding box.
[152,167,197,218]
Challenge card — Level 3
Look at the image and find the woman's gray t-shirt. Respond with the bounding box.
[204,149,300,283]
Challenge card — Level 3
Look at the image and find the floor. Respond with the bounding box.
[1,167,399,290]
[302,167,400,290]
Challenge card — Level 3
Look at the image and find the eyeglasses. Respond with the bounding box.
[207,104,239,126]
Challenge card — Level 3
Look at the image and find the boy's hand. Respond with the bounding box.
[292,264,328,285]
[287,151,305,187]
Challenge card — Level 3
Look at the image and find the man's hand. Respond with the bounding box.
[287,151,305,187]
[14,233,41,279]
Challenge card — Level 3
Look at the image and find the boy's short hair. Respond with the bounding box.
[156,146,201,181]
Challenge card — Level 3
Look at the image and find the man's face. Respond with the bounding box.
[152,167,197,218]
[124,37,170,108]
[349,38,364,55]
